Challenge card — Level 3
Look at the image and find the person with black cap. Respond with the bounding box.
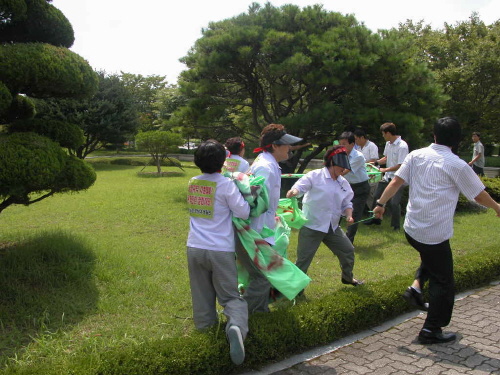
[286,145,364,290]
[235,123,303,313]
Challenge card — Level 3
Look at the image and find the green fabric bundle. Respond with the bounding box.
[276,197,308,229]
[225,172,311,300]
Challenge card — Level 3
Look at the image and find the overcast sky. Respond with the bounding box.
[51,0,500,83]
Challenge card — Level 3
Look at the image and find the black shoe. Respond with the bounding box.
[363,218,381,226]
[402,287,428,311]
[418,330,456,344]
[341,278,364,286]
[393,226,400,231]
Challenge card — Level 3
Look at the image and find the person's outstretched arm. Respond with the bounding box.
[474,190,500,217]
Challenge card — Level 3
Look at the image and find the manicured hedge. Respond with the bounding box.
[87,157,182,168]
[457,176,500,211]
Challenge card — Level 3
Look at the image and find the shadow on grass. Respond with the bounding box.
[0,231,98,365]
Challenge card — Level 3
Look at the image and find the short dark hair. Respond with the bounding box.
[472,131,481,138]
[194,139,226,173]
[339,131,355,144]
[225,137,244,154]
[260,123,286,152]
[353,128,366,138]
[434,117,461,148]
[380,122,397,135]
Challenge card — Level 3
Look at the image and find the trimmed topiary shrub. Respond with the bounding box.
[0,132,96,212]
[0,43,98,99]
[10,118,84,150]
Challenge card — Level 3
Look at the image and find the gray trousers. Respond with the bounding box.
[235,236,271,314]
[187,247,248,339]
[296,225,355,282]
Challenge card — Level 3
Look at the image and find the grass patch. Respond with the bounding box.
[0,164,499,373]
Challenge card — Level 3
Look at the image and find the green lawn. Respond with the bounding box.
[0,163,499,371]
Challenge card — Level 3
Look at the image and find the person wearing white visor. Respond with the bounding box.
[235,124,302,313]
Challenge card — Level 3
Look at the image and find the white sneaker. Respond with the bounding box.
[227,326,245,365]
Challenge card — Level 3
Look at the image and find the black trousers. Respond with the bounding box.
[405,232,455,332]
[372,180,405,228]
[346,180,370,244]
[472,164,484,176]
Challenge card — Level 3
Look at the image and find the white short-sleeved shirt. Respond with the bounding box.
[383,136,409,181]
[355,140,379,162]
[292,167,354,233]
[472,141,485,168]
[396,143,485,244]
[187,173,250,251]
[223,154,250,173]
[344,148,369,185]
[249,151,281,244]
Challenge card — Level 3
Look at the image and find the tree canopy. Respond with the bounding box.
[120,73,169,131]
[398,15,500,151]
[0,0,98,214]
[135,131,184,173]
[35,72,140,158]
[177,2,446,169]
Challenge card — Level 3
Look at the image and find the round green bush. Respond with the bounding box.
[6,93,35,121]
[0,132,67,197]
[0,132,95,200]
[10,118,84,149]
[55,155,96,191]
[0,43,98,99]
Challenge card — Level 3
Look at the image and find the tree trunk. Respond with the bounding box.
[156,157,162,173]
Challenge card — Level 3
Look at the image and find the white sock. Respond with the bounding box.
[411,286,422,293]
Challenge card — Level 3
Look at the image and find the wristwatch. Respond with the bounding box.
[375,200,386,208]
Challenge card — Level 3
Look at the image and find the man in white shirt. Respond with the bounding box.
[468,132,485,176]
[235,124,302,313]
[339,131,370,244]
[365,123,408,230]
[354,128,378,163]
[373,117,500,344]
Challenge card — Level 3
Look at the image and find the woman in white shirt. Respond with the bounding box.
[187,140,250,365]
[287,145,364,289]
[223,137,250,173]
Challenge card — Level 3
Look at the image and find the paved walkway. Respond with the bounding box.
[244,281,500,375]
